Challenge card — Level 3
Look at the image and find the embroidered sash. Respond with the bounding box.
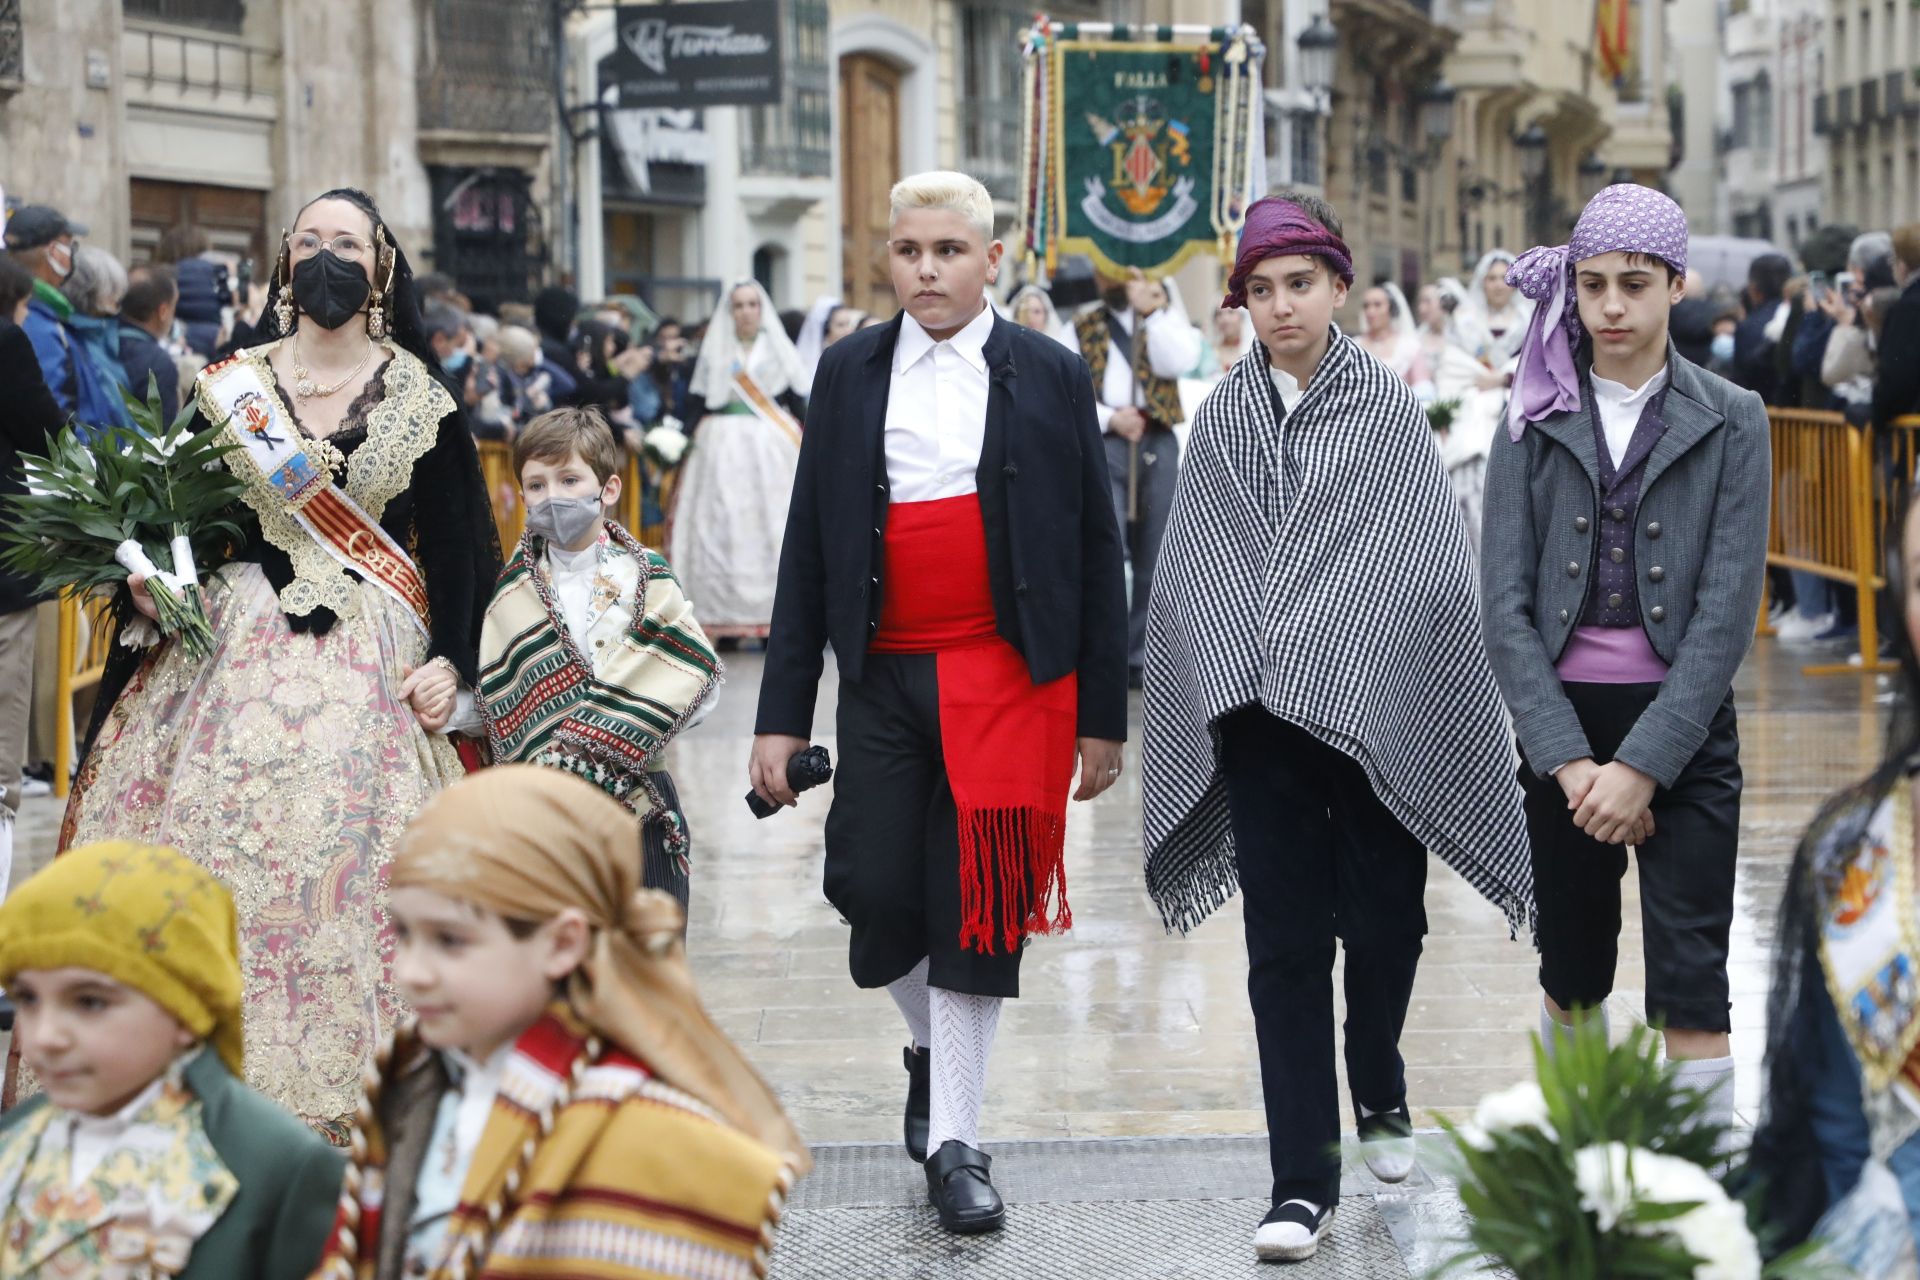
[1820,787,1920,1111]
[198,354,432,637]
[731,369,802,446]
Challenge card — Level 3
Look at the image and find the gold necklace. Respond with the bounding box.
[290,332,376,400]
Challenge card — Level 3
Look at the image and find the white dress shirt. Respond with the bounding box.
[406,1041,515,1271]
[1094,307,1204,430]
[1267,364,1303,416]
[545,538,602,643]
[885,303,994,503]
[1589,365,1669,470]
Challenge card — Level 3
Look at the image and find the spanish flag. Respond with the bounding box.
[1596,0,1632,84]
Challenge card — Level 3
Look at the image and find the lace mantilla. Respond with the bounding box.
[197,341,454,621]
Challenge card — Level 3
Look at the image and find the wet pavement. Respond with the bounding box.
[9,635,1893,1273]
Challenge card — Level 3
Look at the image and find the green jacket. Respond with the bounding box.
[0,1049,344,1279]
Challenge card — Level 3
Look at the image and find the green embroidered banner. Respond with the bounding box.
[1050,41,1222,277]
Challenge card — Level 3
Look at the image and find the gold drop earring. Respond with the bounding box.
[366,238,394,342]
[272,237,294,333]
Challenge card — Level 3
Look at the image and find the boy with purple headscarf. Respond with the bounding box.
[1481,184,1771,1137]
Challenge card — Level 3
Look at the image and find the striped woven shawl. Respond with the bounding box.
[313,1007,797,1280]
[479,524,719,836]
[1141,332,1535,938]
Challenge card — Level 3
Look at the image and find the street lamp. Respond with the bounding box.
[1515,124,1550,183]
[1578,152,1610,202]
[1420,77,1457,150]
[1297,14,1338,102]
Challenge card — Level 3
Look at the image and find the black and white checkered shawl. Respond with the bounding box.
[1142,330,1535,938]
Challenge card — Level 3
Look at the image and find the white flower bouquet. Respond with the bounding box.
[1436,1022,1836,1279]
[643,417,688,468]
[0,384,245,661]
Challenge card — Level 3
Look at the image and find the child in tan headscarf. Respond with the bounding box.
[313,765,806,1280]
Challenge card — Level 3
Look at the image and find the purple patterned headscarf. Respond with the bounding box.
[1222,197,1355,309]
[1503,184,1689,440]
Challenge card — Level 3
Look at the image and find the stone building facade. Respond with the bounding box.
[0,0,553,308]
[1817,0,1920,232]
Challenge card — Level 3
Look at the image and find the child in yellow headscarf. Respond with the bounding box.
[314,764,807,1280]
[0,840,346,1278]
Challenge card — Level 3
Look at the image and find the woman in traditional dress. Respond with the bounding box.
[667,280,806,640]
[1355,282,1420,379]
[1007,283,1077,351]
[793,294,839,398]
[59,187,499,1140]
[1747,491,1920,1274]
[1454,249,1534,367]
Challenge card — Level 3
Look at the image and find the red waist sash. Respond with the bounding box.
[871,494,1075,953]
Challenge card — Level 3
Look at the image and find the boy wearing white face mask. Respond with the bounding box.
[475,407,722,916]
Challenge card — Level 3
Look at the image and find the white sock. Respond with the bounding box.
[925,985,1002,1153]
[1538,996,1607,1059]
[0,809,12,903]
[1671,1054,1736,1134]
[886,958,932,1051]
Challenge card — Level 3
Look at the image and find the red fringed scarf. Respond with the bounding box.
[871,494,1077,953]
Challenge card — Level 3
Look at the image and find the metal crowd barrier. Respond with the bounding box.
[51,593,116,799]
[1763,409,1920,676]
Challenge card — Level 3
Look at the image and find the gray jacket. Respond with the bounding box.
[1480,344,1771,787]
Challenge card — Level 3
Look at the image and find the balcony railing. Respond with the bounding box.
[417,0,555,136]
[1861,77,1881,124]
[1813,91,1830,134]
[124,0,246,31]
[124,27,277,101]
[741,0,831,178]
[1836,85,1856,130]
[1889,70,1915,118]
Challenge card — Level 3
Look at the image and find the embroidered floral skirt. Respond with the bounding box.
[62,563,465,1138]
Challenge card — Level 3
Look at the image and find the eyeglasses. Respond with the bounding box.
[288,232,372,263]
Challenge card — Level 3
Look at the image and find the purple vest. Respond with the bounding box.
[1579,377,1670,629]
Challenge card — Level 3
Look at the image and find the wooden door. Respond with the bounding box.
[129,179,268,269]
[839,54,902,318]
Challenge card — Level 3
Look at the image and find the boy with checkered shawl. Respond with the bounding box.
[1142,195,1533,1264]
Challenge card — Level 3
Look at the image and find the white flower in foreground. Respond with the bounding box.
[1572,1142,1760,1280]
[644,424,688,466]
[1461,1081,1556,1150]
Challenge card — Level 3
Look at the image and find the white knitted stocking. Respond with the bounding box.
[886,957,932,1051]
[925,985,1003,1153]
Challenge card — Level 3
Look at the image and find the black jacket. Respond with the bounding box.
[115,320,180,425]
[0,321,71,614]
[755,311,1128,742]
[1668,296,1716,368]
[1874,277,1920,429]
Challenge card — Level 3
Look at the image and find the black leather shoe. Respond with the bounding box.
[924,1140,1005,1233]
[903,1046,930,1164]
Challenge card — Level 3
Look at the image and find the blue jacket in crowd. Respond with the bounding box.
[22,280,133,435]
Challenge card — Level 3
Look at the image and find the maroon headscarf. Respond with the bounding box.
[1222,197,1356,308]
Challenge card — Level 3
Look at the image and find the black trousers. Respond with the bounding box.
[1218,706,1428,1206]
[641,769,690,922]
[1521,683,1740,1034]
[1104,428,1179,674]
[823,653,1026,997]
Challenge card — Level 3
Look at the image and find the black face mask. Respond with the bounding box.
[289,250,371,331]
